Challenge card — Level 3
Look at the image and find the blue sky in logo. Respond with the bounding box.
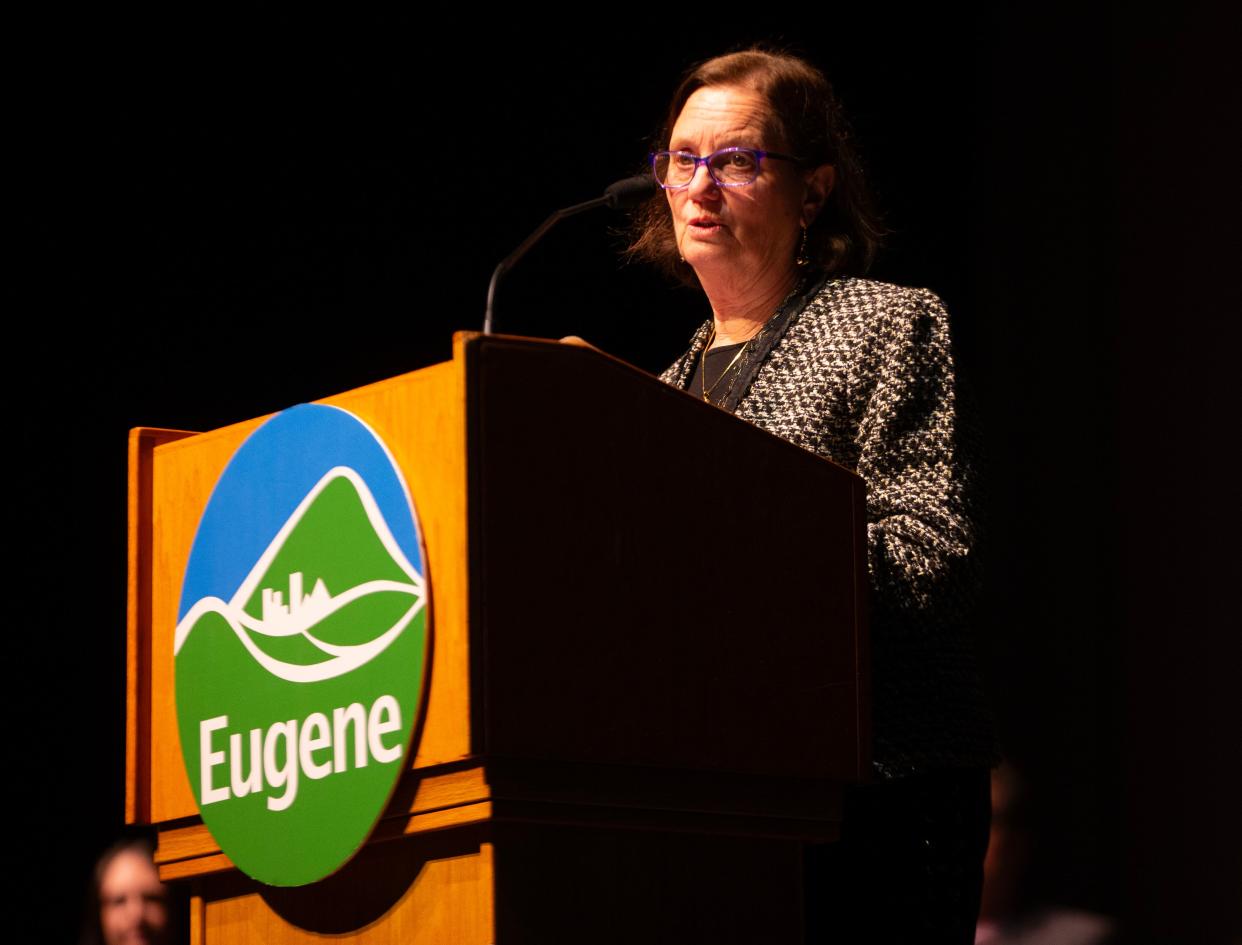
[178,404,423,621]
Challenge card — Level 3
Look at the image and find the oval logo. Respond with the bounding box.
[174,404,429,886]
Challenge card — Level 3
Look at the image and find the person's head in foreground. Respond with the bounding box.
[82,837,170,945]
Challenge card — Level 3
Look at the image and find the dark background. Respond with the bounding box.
[16,8,1239,943]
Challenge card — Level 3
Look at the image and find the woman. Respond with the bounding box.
[631,48,995,941]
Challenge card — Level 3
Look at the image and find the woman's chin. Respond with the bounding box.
[682,244,736,276]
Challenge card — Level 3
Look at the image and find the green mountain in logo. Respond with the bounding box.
[240,474,414,626]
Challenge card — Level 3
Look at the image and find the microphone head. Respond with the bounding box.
[603,175,659,210]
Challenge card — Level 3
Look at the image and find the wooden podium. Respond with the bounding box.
[127,333,870,944]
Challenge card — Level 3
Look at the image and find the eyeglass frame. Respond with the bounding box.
[649,146,804,190]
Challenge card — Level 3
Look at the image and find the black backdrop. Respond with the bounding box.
[16,8,1239,943]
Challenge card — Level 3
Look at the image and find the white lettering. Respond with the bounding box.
[263,719,300,812]
[368,695,403,764]
[333,703,368,773]
[200,716,230,805]
[229,728,263,797]
[299,712,333,780]
[199,694,405,814]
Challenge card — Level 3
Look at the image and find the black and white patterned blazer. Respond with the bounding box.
[661,277,994,777]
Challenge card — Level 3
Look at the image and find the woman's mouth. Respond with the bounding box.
[688,217,725,236]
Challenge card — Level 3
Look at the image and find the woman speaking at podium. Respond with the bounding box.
[627,48,996,942]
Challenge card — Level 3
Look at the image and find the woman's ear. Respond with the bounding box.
[801,164,836,227]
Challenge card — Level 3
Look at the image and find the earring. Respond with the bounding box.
[795,225,809,267]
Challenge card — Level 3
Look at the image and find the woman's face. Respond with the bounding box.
[665,84,809,287]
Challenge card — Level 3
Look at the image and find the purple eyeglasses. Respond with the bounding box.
[650,146,802,189]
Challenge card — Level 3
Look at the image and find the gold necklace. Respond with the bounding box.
[698,275,810,406]
[700,326,753,404]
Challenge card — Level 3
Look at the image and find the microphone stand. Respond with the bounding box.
[483,194,612,336]
[482,176,657,335]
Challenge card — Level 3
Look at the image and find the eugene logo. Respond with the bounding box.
[174,404,429,887]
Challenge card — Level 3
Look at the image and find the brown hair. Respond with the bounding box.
[628,47,883,285]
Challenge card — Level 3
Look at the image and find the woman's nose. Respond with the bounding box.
[686,161,720,200]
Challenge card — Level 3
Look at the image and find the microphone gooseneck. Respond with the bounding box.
[483,175,659,335]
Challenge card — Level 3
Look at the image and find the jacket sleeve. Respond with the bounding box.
[855,289,979,622]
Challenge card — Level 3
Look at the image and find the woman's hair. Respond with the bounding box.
[628,47,883,285]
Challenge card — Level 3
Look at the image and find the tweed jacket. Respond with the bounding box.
[662,276,994,777]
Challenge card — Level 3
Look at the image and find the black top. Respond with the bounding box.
[687,341,747,406]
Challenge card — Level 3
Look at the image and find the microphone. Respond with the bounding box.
[483,175,659,335]
[603,174,659,210]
